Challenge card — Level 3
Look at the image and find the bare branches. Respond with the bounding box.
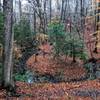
[26,0,48,33]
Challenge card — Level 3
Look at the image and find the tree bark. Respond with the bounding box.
[49,0,52,23]
[63,0,67,22]
[43,0,47,34]
[60,0,64,21]
[19,0,22,20]
[0,0,1,11]
[34,11,36,33]
[3,0,14,88]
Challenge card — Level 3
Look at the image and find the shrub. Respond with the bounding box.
[48,21,66,57]
[84,63,96,80]
[14,18,32,44]
[48,20,88,61]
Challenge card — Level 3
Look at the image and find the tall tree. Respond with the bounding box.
[43,0,47,33]
[63,0,67,22]
[34,11,37,33]
[19,0,22,20]
[49,0,52,23]
[0,0,2,11]
[60,0,64,21]
[3,0,14,88]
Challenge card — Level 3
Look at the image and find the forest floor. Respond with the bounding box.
[26,43,86,77]
[0,80,100,100]
[0,43,100,100]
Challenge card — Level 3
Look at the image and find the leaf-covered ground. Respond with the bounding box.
[0,44,100,100]
[0,80,100,100]
[26,44,87,81]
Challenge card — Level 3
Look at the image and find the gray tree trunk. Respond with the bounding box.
[60,0,64,21]
[34,11,36,33]
[3,0,14,88]
[19,0,22,20]
[43,0,47,33]
[49,0,52,23]
[0,0,2,11]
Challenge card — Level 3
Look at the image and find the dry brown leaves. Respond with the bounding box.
[0,80,100,100]
[14,80,100,99]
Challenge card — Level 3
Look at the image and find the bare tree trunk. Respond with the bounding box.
[43,0,47,34]
[72,39,76,63]
[49,0,52,23]
[3,0,14,88]
[0,0,1,11]
[34,11,36,33]
[60,0,64,21]
[63,0,67,22]
[94,1,100,53]
[19,0,22,20]
[36,0,44,32]
[80,0,85,33]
